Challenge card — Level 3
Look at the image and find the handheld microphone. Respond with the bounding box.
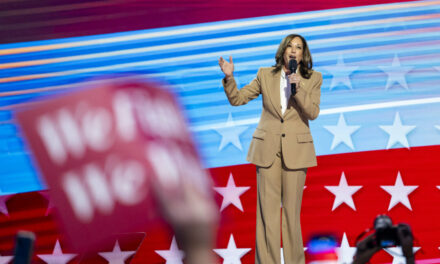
[288,59,298,96]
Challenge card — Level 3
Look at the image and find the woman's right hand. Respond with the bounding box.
[218,56,234,79]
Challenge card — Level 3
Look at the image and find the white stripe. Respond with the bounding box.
[10,35,440,84]
[3,19,440,82]
[1,1,439,53]
[3,19,440,70]
[0,45,277,82]
[320,97,440,114]
[191,96,440,131]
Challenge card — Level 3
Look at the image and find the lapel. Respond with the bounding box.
[267,69,283,118]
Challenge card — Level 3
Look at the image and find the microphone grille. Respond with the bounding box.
[289,59,297,72]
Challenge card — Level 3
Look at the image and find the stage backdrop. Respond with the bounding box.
[1,0,440,263]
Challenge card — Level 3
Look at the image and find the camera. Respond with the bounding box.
[353,215,415,264]
[374,214,400,247]
[374,215,414,249]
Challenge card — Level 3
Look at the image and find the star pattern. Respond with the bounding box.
[2,4,440,264]
[37,240,77,264]
[381,172,418,211]
[378,54,413,90]
[213,113,249,152]
[337,233,357,264]
[325,172,362,211]
[0,254,13,264]
[324,114,360,150]
[379,112,416,149]
[323,54,359,91]
[213,234,251,264]
[214,173,250,212]
[155,236,184,264]
[384,246,420,264]
[98,240,136,264]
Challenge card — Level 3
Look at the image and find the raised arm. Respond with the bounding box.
[219,56,261,106]
[219,56,234,79]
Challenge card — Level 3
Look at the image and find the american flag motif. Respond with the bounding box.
[1,0,440,263]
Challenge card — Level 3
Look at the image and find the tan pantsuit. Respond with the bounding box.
[223,67,322,264]
[256,151,306,264]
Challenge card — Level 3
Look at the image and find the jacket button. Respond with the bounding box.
[281,119,284,123]
[282,134,285,137]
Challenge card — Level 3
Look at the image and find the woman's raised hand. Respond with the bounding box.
[218,56,234,79]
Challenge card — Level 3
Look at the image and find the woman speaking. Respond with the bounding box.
[218,34,322,264]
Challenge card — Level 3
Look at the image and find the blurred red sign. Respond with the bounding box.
[16,78,210,252]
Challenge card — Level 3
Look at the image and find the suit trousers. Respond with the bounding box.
[255,150,307,264]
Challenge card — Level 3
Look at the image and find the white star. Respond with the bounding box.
[325,172,362,211]
[381,172,418,211]
[214,173,250,212]
[337,233,357,264]
[435,124,440,131]
[379,112,415,149]
[0,254,13,264]
[385,246,420,264]
[155,236,184,264]
[213,113,249,151]
[378,54,413,90]
[98,240,136,264]
[324,114,360,150]
[37,240,77,264]
[213,234,251,264]
[323,54,359,91]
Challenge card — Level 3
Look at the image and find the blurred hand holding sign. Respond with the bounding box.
[17,78,215,253]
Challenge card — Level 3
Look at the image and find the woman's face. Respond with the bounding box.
[283,37,304,71]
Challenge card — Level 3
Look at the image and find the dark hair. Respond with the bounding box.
[272,34,313,79]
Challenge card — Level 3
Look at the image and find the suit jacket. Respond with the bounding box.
[222,67,322,169]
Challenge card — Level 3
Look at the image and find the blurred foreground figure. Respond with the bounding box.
[353,215,414,264]
[156,178,218,264]
[306,234,338,264]
[17,77,218,263]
